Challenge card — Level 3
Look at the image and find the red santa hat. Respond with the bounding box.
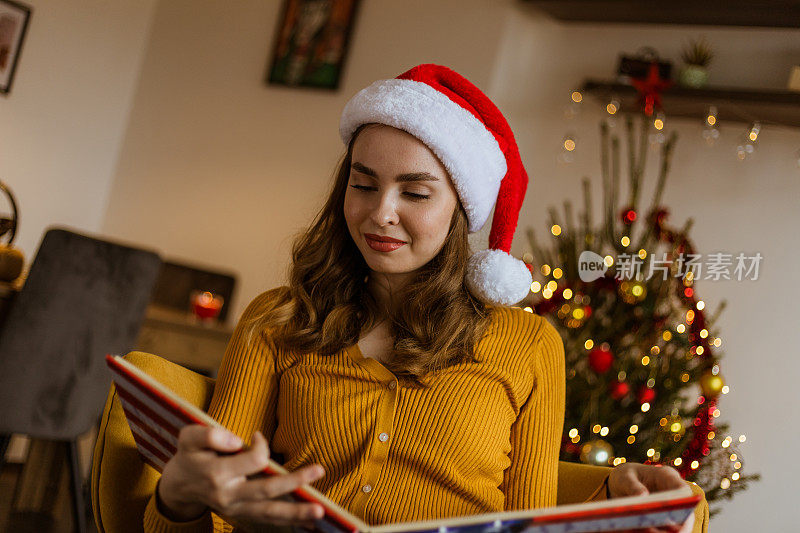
[339,63,532,306]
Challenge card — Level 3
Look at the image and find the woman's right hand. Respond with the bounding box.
[157,425,327,528]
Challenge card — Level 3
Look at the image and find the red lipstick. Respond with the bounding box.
[365,233,406,252]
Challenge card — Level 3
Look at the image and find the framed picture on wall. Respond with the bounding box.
[266,0,361,91]
[0,0,31,95]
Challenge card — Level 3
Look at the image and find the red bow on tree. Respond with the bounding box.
[631,63,674,116]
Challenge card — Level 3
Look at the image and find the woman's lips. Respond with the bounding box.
[365,234,406,252]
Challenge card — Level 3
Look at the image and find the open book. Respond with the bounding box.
[105,354,700,533]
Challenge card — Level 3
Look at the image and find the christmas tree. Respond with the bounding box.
[521,113,758,512]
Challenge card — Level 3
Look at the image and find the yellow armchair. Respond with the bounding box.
[91,352,708,532]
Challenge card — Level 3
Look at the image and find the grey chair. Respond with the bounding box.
[0,227,161,532]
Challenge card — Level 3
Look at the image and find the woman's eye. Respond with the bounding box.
[349,184,430,200]
[404,192,430,200]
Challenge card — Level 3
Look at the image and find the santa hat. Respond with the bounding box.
[339,63,532,306]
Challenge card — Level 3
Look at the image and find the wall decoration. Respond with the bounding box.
[0,0,31,95]
[266,0,360,90]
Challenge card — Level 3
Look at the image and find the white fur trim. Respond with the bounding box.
[465,249,532,306]
[340,79,507,233]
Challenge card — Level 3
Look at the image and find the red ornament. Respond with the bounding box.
[608,380,630,400]
[631,63,674,116]
[588,347,614,373]
[621,207,637,225]
[637,386,657,404]
[583,305,592,318]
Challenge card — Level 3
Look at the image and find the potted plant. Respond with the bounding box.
[679,37,714,88]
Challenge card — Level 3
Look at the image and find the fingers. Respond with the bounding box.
[229,499,325,526]
[177,425,243,454]
[231,463,326,504]
[652,466,685,491]
[220,431,272,478]
[610,465,649,497]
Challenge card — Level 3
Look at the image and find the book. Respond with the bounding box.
[105,354,701,533]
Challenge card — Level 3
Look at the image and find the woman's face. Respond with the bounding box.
[344,124,459,279]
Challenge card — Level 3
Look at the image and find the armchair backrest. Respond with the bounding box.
[91,351,215,533]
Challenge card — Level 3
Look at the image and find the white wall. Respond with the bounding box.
[0,0,157,258]
[491,5,800,530]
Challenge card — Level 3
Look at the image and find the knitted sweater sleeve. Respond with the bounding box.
[142,289,283,533]
[500,316,566,510]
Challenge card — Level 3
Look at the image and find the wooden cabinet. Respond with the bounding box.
[135,305,233,377]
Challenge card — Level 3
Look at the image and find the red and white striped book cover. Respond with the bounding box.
[106,354,700,533]
[105,354,367,533]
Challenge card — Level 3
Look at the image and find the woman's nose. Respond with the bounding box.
[371,192,400,226]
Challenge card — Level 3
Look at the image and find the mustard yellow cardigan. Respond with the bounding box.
[91,288,708,532]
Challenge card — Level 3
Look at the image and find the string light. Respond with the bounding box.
[606,97,620,115]
[584,339,594,350]
[702,105,720,145]
[705,105,718,126]
[541,264,551,276]
[562,288,573,299]
[551,224,562,236]
[604,255,614,267]
[653,112,665,131]
[531,281,541,293]
[559,133,577,164]
[691,460,699,469]
[621,236,630,247]
[641,402,650,412]
[736,121,760,160]
[553,268,563,279]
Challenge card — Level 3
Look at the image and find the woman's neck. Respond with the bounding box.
[366,270,414,316]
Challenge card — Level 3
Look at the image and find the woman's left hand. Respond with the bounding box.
[607,463,695,533]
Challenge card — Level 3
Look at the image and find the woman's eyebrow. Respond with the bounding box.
[351,161,439,182]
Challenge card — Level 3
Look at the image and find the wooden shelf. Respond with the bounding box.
[521,0,800,28]
[580,79,800,128]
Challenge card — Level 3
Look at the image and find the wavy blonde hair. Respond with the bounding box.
[244,124,494,386]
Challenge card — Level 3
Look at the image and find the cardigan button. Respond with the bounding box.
[362,484,372,493]
[378,432,389,442]
[388,381,397,390]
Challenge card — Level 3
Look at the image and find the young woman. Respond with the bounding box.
[148,64,700,533]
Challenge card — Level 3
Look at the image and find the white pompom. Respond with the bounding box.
[465,249,533,306]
